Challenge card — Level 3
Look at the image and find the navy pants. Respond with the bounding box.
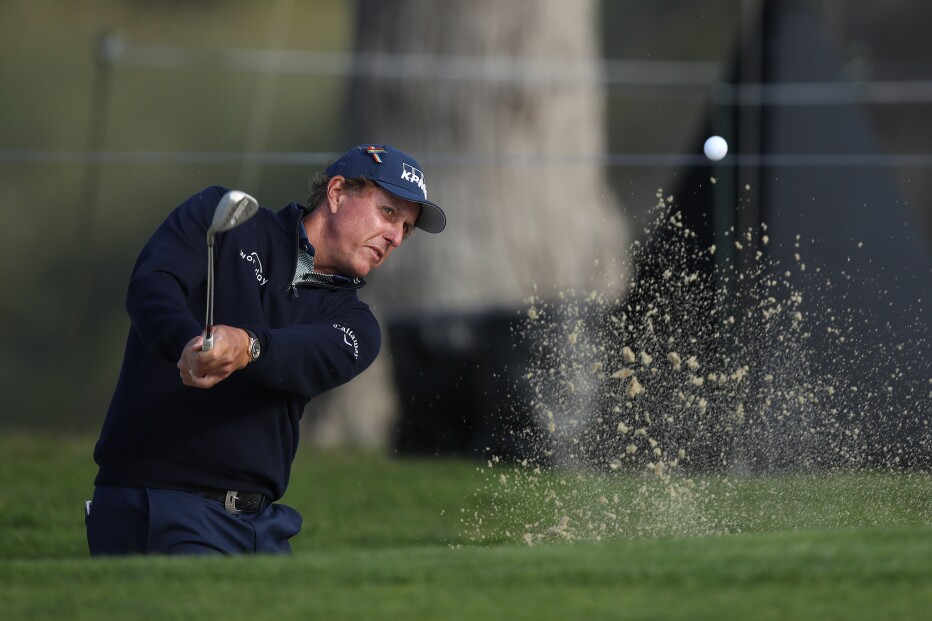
[86,485,302,556]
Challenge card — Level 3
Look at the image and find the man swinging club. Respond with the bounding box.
[86,144,446,555]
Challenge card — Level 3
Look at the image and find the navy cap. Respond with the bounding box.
[325,144,446,233]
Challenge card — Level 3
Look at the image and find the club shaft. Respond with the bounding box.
[204,238,215,351]
[201,190,258,353]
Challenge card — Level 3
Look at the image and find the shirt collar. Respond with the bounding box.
[298,222,315,256]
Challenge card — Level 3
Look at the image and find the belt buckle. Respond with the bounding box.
[224,491,242,514]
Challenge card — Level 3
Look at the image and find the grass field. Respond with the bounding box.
[2,431,932,620]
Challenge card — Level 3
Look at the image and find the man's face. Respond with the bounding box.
[321,179,422,278]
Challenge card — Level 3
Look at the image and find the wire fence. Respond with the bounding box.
[4,149,932,167]
[3,35,928,169]
[105,40,932,106]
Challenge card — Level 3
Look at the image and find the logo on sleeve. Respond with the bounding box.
[333,324,359,360]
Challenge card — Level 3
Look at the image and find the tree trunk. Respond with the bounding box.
[304,0,630,449]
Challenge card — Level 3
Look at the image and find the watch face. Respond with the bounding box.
[250,339,261,360]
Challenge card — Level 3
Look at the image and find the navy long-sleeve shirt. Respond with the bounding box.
[93,186,380,500]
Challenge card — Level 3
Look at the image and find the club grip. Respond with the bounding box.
[202,332,214,351]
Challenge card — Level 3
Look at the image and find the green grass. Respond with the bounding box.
[2,431,932,620]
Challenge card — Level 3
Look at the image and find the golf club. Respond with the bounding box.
[203,190,259,351]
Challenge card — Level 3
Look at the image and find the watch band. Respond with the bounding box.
[244,329,261,363]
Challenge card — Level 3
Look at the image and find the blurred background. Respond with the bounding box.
[1,0,929,460]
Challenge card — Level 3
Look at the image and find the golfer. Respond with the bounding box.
[86,144,445,555]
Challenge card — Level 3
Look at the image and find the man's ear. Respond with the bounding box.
[326,176,346,214]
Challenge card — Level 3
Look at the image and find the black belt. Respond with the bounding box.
[195,490,270,514]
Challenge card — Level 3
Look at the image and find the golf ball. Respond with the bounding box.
[703,135,728,161]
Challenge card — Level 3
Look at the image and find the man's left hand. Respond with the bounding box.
[177,326,251,389]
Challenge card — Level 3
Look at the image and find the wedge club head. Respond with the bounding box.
[207,190,260,242]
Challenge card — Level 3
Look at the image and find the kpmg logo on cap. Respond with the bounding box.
[401,163,428,199]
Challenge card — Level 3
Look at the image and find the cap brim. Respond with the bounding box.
[374,180,446,233]
[412,202,446,233]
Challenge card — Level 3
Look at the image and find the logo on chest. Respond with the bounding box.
[240,250,268,286]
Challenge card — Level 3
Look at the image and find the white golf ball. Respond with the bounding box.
[703,135,728,161]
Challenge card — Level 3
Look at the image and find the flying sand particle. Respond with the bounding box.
[626,376,644,398]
